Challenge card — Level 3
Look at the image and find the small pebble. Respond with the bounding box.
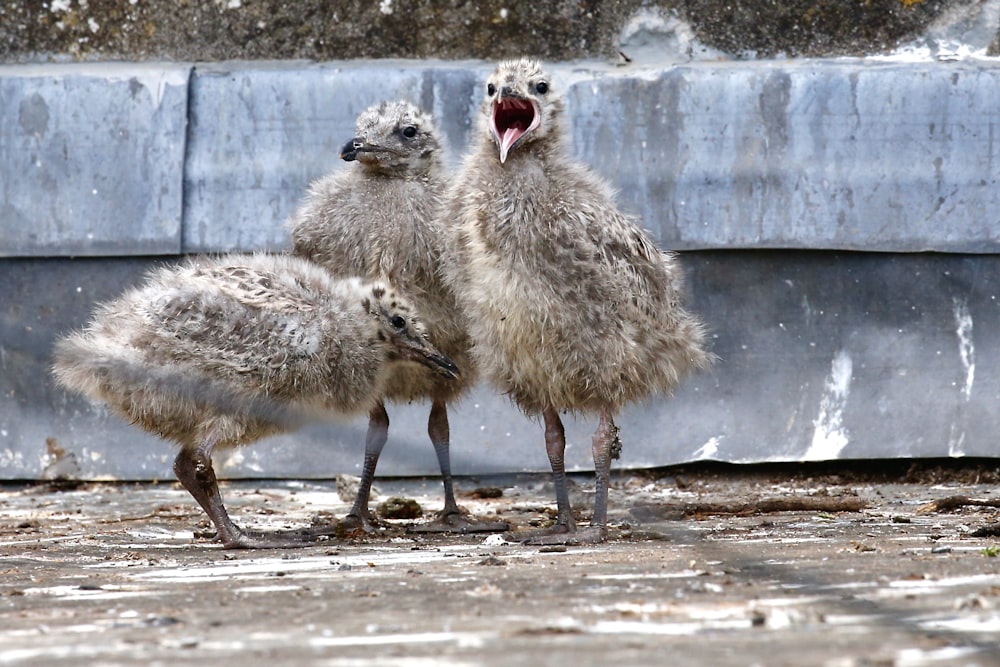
[471,487,504,499]
[146,616,182,627]
[477,555,506,566]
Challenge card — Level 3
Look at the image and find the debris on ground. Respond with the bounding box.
[917,495,1000,514]
[1,461,1000,666]
[376,496,423,520]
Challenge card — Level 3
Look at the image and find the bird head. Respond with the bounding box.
[363,282,460,380]
[340,100,440,177]
[484,58,563,164]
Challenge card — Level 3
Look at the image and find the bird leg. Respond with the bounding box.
[173,438,242,547]
[173,437,316,549]
[544,406,576,533]
[342,401,392,533]
[586,406,616,541]
[507,407,614,545]
[505,406,582,544]
[407,398,509,534]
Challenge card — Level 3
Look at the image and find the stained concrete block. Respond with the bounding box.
[181,61,486,253]
[567,60,1000,252]
[4,59,1000,480]
[180,59,1000,253]
[7,252,1000,480]
[0,64,189,257]
[4,60,999,256]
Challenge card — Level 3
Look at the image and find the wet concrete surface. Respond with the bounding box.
[2,463,1000,666]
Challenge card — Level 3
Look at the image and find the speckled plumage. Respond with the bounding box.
[52,253,457,548]
[441,58,712,542]
[286,101,504,533]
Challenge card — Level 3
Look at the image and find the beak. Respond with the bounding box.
[339,137,366,162]
[394,334,461,381]
[490,91,540,164]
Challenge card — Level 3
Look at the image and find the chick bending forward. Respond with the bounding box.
[52,254,458,549]
[288,101,505,533]
[442,59,712,543]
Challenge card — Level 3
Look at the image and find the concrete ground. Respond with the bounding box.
[2,462,1000,667]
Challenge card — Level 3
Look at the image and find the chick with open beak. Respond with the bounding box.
[440,59,712,545]
[485,59,562,163]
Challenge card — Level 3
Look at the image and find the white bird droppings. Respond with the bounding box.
[952,297,974,401]
[691,436,720,460]
[804,349,852,461]
[948,298,975,457]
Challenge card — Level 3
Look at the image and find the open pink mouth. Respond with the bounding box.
[491,97,538,163]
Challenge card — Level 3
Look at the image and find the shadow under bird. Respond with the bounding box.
[52,253,459,549]
[441,58,714,544]
[287,100,506,534]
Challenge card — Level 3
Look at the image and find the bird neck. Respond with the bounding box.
[363,157,440,182]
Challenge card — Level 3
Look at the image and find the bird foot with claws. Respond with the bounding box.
[338,511,392,535]
[212,525,335,550]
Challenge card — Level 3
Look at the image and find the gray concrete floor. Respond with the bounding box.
[2,464,1000,666]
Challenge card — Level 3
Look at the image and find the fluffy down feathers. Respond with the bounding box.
[287,100,473,404]
[442,59,712,414]
[52,253,446,450]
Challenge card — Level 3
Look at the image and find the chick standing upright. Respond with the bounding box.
[288,101,505,533]
[442,59,712,543]
[52,254,459,549]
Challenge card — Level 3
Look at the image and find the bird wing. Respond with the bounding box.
[587,207,680,318]
[194,263,318,315]
[138,261,328,382]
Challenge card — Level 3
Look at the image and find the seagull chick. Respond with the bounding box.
[52,253,458,549]
[288,101,506,534]
[442,58,713,544]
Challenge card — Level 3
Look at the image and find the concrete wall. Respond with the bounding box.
[3,58,1000,480]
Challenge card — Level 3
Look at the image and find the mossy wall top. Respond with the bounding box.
[2,0,991,64]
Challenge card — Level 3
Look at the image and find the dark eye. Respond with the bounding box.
[487,83,496,96]
[401,126,417,139]
[535,81,548,94]
[390,315,406,329]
